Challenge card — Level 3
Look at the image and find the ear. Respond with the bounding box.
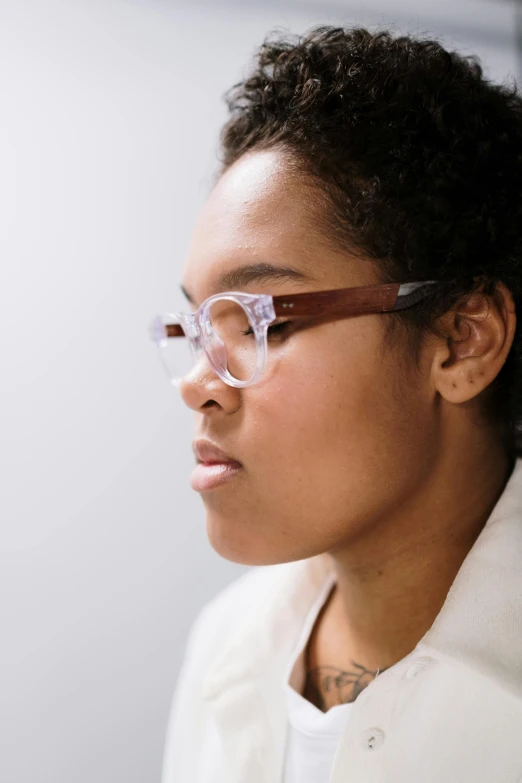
[432,280,517,405]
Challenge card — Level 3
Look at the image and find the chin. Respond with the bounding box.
[204,512,310,567]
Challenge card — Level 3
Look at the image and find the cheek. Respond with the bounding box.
[251,320,431,497]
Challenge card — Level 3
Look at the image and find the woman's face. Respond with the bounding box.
[179,147,438,566]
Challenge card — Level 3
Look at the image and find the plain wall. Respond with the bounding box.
[0,0,518,780]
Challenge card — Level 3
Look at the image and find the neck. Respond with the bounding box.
[324,442,515,674]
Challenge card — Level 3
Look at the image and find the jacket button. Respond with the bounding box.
[360,727,385,751]
[405,655,436,679]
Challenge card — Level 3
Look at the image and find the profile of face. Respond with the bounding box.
[178,147,494,567]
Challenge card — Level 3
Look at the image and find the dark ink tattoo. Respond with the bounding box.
[302,661,389,712]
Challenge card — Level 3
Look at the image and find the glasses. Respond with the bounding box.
[149,280,440,389]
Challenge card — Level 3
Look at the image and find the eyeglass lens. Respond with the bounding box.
[157,298,259,386]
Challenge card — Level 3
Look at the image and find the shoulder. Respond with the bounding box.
[161,562,297,782]
[163,563,289,738]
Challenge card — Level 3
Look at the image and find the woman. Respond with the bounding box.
[154,25,522,783]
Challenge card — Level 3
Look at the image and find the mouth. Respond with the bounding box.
[192,438,241,465]
[190,460,243,492]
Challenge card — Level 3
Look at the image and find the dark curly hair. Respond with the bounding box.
[215,25,522,457]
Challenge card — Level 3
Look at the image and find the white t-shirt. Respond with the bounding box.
[282,572,356,783]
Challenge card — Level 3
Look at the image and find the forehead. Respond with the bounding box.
[181,149,328,302]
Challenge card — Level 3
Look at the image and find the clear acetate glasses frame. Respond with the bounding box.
[149,280,440,389]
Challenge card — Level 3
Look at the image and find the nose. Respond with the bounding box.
[178,350,240,414]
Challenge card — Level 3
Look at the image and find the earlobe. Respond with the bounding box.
[433,282,516,406]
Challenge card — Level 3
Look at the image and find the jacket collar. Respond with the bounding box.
[421,455,522,698]
[201,547,334,699]
[201,456,522,780]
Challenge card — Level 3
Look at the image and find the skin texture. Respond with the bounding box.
[179,147,517,711]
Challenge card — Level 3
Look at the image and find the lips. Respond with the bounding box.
[190,461,243,492]
[192,439,242,467]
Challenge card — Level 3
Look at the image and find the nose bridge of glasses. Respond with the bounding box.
[178,311,225,375]
[179,311,201,340]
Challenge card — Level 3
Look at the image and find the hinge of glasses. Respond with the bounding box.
[254,298,276,322]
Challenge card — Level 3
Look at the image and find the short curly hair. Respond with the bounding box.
[215,25,522,456]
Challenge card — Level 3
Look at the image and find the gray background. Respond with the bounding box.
[0,0,518,780]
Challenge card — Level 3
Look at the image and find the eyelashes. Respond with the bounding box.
[241,320,292,338]
[267,321,291,336]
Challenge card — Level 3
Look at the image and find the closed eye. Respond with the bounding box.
[241,321,291,337]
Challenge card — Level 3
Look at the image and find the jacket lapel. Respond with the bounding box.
[201,552,335,783]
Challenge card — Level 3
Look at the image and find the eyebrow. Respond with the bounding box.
[180,262,312,305]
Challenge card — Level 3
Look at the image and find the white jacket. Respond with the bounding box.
[162,458,522,783]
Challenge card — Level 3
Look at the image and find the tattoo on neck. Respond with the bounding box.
[303,661,389,712]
